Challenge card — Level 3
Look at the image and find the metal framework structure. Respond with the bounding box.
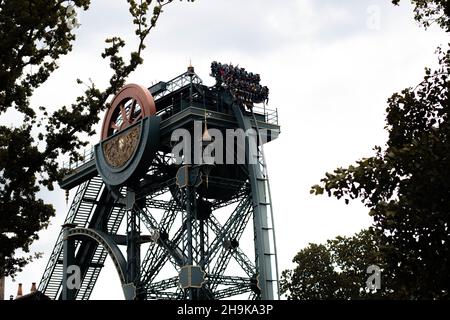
[38,66,281,300]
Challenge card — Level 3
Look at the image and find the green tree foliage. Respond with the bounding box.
[310,46,450,299]
[392,0,450,31]
[0,0,194,278]
[283,1,450,299]
[280,230,393,300]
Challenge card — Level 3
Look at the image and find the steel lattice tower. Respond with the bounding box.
[38,64,280,300]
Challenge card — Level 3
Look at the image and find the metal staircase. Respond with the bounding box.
[38,176,126,300]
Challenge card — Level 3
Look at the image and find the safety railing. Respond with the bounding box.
[62,146,95,170]
[252,104,278,125]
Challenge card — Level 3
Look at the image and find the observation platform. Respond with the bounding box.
[60,70,280,190]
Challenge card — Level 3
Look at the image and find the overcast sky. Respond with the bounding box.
[3,0,449,299]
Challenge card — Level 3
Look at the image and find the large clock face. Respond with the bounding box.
[103,125,141,168]
[95,83,159,187]
[100,83,157,168]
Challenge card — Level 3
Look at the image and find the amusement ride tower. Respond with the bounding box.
[38,63,281,300]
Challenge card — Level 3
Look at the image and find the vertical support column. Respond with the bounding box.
[0,252,5,300]
[177,164,207,300]
[186,115,196,297]
[62,223,77,300]
[185,186,194,266]
[185,185,194,300]
[231,102,278,300]
[199,219,205,269]
[126,190,141,299]
[0,275,5,301]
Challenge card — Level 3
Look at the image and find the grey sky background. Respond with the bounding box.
[3,0,449,299]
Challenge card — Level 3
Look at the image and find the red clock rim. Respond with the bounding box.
[101,83,156,140]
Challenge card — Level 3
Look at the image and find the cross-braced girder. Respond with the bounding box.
[134,182,260,300]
